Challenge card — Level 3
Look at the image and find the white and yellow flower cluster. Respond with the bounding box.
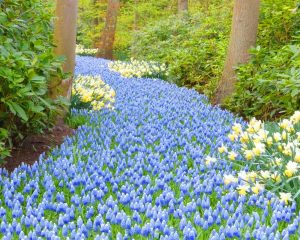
[109,58,168,79]
[76,44,98,56]
[73,75,115,111]
[220,111,300,205]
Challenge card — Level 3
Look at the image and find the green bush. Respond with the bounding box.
[258,0,300,48]
[226,44,300,120]
[131,5,232,97]
[77,0,106,48]
[77,0,178,59]
[65,113,89,129]
[226,0,300,121]
[0,0,64,162]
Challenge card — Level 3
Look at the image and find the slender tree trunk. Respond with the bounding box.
[213,0,260,105]
[178,0,188,13]
[97,0,120,59]
[50,0,78,100]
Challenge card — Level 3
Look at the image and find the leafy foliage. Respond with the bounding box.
[257,0,300,48]
[115,0,177,60]
[65,111,90,129]
[226,0,300,120]
[77,0,179,59]
[226,44,300,120]
[77,0,106,48]
[0,0,64,162]
[131,5,232,97]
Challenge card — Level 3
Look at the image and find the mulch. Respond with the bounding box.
[1,119,75,173]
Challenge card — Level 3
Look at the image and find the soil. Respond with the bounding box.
[1,119,75,173]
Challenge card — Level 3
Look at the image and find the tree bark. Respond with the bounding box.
[97,0,120,59]
[50,0,78,100]
[178,0,188,13]
[213,0,260,105]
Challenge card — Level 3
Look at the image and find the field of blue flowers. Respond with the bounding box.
[0,56,299,239]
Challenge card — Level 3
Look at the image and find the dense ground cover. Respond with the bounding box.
[0,57,299,239]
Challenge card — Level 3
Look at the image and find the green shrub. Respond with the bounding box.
[76,0,218,59]
[114,0,178,60]
[0,128,9,160]
[65,113,89,129]
[225,1,300,121]
[226,44,300,120]
[258,0,300,48]
[0,0,64,162]
[77,0,178,59]
[77,0,106,48]
[131,6,232,97]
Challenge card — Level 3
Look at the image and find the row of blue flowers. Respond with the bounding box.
[0,56,299,239]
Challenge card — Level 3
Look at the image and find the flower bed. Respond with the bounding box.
[76,44,98,56]
[218,112,300,206]
[0,56,299,239]
[72,75,115,111]
[109,59,168,79]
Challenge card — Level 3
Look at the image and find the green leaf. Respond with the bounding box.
[0,12,7,24]
[7,101,28,121]
[0,128,8,139]
[30,105,44,113]
[29,75,45,84]
[37,96,52,109]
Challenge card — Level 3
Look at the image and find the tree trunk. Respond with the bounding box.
[97,0,120,59]
[50,0,78,100]
[178,0,188,13]
[212,0,260,105]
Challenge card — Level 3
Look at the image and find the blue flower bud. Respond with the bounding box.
[62,225,68,237]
